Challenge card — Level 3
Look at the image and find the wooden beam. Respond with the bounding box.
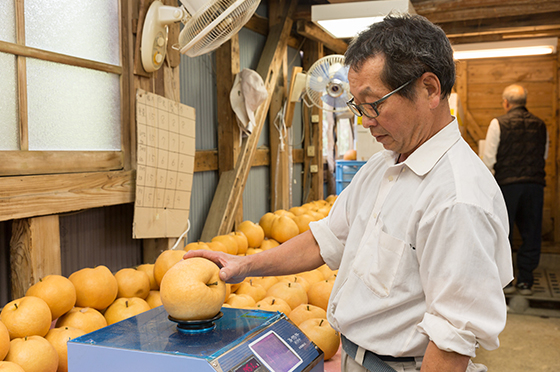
[200,0,298,240]
[439,12,560,40]
[194,147,302,172]
[216,35,243,227]
[285,66,304,128]
[296,20,348,55]
[0,151,123,176]
[302,40,324,203]
[216,35,242,176]
[0,170,135,222]
[415,0,560,24]
[10,215,61,299]
[244,11,305,50]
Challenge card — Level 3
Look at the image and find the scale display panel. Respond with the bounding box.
[249,331,303,372]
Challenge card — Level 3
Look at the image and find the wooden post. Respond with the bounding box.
[200,0,298,241]
[302,40,324,203]
[10,216,61,299]
[269,48,291,211]
[216,35,244,228]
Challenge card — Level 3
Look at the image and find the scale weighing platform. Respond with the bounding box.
[68,306,324,372]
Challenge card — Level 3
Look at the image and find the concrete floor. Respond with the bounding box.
[473,313,560,371]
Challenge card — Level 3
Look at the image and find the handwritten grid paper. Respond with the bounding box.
[133,89,195,238]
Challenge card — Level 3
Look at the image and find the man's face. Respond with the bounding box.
[348,56,433,160]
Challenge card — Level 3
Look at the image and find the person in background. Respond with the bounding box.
[482,84,548,296]
[188,14,513,372]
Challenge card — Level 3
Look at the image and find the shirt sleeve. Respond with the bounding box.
[415,202,512,357]
[309,188,352,270]
[482,119,500,172]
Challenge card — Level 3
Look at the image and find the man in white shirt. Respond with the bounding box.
[187,14,512,372]
[482,84,548,296]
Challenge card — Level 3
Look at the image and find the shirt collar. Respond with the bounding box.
[382,117,461,176]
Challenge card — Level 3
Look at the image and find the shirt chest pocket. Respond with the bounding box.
[351,227,406,298]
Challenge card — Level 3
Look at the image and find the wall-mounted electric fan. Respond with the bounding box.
[141,0,260,72]
[289,54,351,113]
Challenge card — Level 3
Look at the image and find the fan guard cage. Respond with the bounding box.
[305,54,350,113]
[179,0,260,57]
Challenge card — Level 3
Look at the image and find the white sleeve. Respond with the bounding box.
[482,119,500,172]
[415,202,512,357]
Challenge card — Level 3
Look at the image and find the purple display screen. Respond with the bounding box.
[249,331,302,372]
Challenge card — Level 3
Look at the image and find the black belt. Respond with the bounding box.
[341,334,416,372]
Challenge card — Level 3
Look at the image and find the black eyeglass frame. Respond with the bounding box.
[346,78,416,119]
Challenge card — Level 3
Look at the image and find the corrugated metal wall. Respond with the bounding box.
[1,221,11,306]
[59,204,142,276]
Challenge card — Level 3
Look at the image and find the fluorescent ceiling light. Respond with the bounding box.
[453,37,558,60]
[312,0,416,39]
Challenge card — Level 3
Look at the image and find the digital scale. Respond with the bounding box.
[67,306,324,372]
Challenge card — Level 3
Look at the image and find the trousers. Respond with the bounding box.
[500,182,544,286]
[341,349,488,372]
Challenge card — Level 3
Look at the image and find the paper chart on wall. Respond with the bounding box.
[133,89,195,239]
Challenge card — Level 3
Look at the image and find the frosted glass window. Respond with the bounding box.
[27,58,121,151]
[0,1,16,43]
[25,0,120,66]
[0,52,19,150]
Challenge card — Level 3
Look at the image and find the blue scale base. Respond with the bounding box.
[68,306,324,372]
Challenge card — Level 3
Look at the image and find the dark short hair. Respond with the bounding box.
[344,14,455,100]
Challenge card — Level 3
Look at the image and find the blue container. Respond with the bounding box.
[335,160,366,195]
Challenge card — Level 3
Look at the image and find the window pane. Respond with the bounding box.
[0,2,16,43]
[25,0,120,66]
[27,58,121,151]
[0,52,19,150]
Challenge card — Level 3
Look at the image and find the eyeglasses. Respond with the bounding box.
[346,78,416,118]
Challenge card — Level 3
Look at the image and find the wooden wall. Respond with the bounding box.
[455,54,559,252]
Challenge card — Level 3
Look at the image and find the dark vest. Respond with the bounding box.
[494,106,547,186]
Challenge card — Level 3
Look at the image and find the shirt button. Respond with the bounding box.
[373,213,377,218]
[388,176,394,181]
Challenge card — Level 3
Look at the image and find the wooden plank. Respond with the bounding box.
[121,0,134,171]
[416,0,560,23]
[216,35,241,175]
[216,35,243,227]
[285,66,303,128]
[0,170,135,222]
[15,0,27,151]
[0,151,124,176]
[302,40,324,203]
[466,56,555,84]
[10,215,61,299]
[269,47,291,211]
[200,0,298,240]
[194,147,301,172]
[439,12,560,39]
[0,40,122,75]
[133,0,151,77]
[244,12,304,50]
[296,20,348,55]
[468,82,554,109]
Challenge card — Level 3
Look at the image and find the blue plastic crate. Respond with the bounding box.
[335,160,366,195]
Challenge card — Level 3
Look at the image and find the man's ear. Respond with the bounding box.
[420,72,442,110]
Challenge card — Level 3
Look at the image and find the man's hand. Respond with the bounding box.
[420,341,470,372]
[183,250,249,284]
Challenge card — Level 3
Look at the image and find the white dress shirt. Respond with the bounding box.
[310,119,513,358]
[483,118,549,172]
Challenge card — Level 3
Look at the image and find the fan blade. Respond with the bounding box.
[332,65,350,83]
[321,91,351,109]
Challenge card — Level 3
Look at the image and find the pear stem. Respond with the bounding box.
[207,281,218,286]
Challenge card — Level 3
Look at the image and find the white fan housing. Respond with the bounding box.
[289,55,350,113]
[305,55,350,113]
[141,0,260,72]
